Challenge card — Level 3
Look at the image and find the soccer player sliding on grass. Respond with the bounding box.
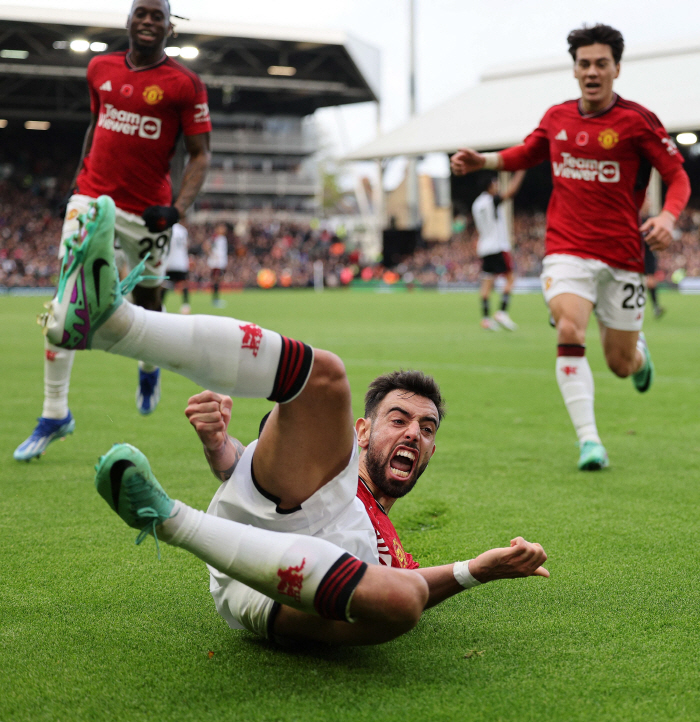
[452,24,690,471]
[40,196,548,646]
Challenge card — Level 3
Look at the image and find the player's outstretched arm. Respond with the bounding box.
[416,536,548,608]
[185,390,246,482]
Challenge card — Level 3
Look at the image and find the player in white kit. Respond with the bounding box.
[207,224,228,308]
[162,221,191,314]
[471,171,525,331]
[41,195,549,647]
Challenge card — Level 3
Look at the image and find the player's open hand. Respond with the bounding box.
[640,211,675,252]
[185,390,233,452]
[450,149,485,176]
[469,537,549,583]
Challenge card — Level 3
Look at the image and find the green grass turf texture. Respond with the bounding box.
[2,289,700,722]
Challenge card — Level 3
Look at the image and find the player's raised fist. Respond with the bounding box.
[185,390,233,451]
[142,205,180,233]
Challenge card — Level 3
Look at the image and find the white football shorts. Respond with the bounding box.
[541,253,646,332]
[206,437,379,632]
[61,194,171,288]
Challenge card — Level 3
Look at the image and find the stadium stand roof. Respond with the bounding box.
[0,5,379,120]
[346,39,700,159]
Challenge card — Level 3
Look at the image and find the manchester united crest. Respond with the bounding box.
[598,128,619,150]
[142,85,164,105]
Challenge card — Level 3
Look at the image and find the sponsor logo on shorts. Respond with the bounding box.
[552,153,620,183]
[143,84,164,105]
[239,322,263,356]
[120,84,133,98]
[575,131,589,146]
[97,103,162,140]
[544,277,552,291]
[277,558,305,602]
[598,128,619,149]
[66,208,79,220]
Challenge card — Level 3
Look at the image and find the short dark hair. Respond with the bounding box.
[567,24,624,65]
[480,172,498,194]
[364,370,446,426]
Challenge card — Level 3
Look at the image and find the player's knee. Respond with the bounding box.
[556,316,585,345]
[383,572,429,633]
[307,350,350,404]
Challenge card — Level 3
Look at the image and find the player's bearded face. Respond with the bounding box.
[364,432,430,499]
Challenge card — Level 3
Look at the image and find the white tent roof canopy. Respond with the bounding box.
[346,38,700,160]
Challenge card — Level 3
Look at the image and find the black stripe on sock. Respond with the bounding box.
[268,337,313,404]
[314,553,367,622]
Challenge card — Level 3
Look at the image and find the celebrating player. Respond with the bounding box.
[471,170,525,331]
[40,195,548,646]
[451,24,690,470]
[14,0,211,460]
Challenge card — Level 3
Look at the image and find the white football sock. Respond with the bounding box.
[93,302,301,399]
[42,341,75,419]
[556,353,600,444]
[161,501,366,621]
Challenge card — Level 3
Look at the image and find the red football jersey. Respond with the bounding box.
[500,95,685,272]
[357,479,419,569]
[76,51,212,215]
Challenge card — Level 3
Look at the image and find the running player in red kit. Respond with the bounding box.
[15,0,212,461]
[451,24,690,471]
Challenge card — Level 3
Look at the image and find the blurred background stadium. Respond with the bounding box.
[2,3,700,294]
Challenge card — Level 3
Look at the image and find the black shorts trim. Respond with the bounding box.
[166,270,188,283]
[481,251,512,275]
[250,457,302,515]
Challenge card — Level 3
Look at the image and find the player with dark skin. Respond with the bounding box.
[184,379,549,646]
[68,0,210,311]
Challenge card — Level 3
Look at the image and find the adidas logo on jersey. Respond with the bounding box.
[555,129,568,141]
[99,80,113,92]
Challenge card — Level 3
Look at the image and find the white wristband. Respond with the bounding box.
[482,152,500,170]
[453,560,482,589]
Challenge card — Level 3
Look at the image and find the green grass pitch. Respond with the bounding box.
[2,289,700,722]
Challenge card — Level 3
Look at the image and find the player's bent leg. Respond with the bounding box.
[600,326,654,391]
[253,349,355,509]
[272,566,428,646]
[95,443,370,624]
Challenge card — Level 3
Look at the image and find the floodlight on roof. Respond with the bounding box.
[90,42,108,52]
[70,40,90,52]
[268,65,296,76]
[0,49,29,59]
[179,46,199,59]
[676,132,698,145]
[53,41,69,50]
[164,46,181,56]
[0,120,8,128]
[25,121,51,130]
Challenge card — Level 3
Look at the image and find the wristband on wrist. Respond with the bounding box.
[482,152,500,170]
[453,560,482,589]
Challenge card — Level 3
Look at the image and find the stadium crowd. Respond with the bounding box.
[2,179,699,289]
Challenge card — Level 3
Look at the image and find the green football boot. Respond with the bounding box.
[578,440,609,471]
[95,443,176,553]
[40,195,121,349]
[632,332,654,393]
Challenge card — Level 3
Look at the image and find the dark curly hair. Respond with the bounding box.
[567,24,624,65]
[364,370,446,426]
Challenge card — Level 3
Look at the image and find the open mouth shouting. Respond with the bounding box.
[389,446,417,480]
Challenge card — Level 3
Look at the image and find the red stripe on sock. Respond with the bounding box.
[557,344,585,357]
